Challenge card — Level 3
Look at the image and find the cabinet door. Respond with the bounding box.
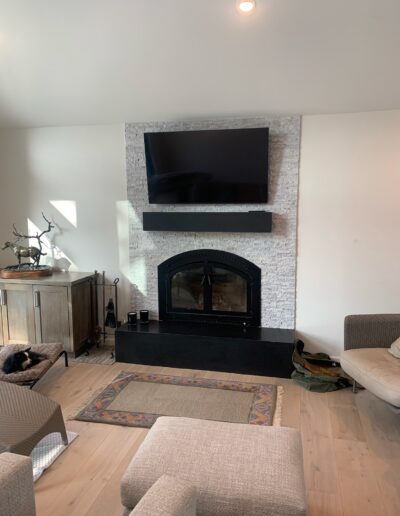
[71,281,93,353]
[0,284,36,345]
[33,285,71,351]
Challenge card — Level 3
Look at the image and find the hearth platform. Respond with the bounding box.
[115,321,294,378]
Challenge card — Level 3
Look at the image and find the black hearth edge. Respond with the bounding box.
[115,320,295,378]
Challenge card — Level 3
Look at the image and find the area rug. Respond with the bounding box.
[75,371,283,428]
[31,431,78,481]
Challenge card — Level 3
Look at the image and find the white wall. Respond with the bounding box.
[0,124,131,319]
[296,110,400,356]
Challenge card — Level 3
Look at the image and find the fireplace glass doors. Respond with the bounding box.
[171,266,204,311]
[158,250,261,326]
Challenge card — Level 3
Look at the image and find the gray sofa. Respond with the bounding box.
[340,314,400,408]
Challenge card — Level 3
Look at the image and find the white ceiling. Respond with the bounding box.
[0,0,399,128]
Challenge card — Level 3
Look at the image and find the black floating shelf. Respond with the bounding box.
[143,211,272,233]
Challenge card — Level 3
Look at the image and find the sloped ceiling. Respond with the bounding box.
[0,0,399,128]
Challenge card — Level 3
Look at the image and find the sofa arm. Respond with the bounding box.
[344,314,400,350]
[0,453,36,516]
[130,474,196,516]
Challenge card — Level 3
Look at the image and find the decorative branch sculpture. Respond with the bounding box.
[2,212,55,270]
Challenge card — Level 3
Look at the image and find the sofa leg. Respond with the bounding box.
[352,379,358,393]
[63,350,69,367]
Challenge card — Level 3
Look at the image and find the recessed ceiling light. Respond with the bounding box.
[237,0,256,14]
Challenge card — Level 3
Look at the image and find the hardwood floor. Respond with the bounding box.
[34,360,400,516]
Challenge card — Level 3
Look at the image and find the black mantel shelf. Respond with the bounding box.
[142,211,272,233]
[115,320,294,378]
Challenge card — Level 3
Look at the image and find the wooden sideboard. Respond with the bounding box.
[0,272,95,356]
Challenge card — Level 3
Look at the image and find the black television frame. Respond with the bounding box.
[144,127,269,204]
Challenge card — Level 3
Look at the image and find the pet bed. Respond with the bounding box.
[0,343,67,388]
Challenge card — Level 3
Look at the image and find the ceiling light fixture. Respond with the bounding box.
[237,0,256,15]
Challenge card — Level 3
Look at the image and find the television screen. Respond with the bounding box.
[144,127,269,204]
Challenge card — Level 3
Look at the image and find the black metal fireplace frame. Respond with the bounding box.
[158,249,261,326]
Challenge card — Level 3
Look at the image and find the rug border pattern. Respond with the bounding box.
[75,371,281,428]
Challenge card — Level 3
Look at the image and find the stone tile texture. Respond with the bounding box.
[125,116,300,328]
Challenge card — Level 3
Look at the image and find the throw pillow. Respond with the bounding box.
[388,337,400,358]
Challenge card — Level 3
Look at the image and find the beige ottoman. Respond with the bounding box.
[121,417,307,516]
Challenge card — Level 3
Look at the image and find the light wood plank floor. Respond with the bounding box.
[33,360,400,516]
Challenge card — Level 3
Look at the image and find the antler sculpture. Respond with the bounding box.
[2,212,55,269]
[12,212,55,255]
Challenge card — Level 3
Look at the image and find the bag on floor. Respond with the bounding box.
[291,340,351,392]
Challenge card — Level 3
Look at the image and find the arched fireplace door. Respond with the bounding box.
[158,250,261,326]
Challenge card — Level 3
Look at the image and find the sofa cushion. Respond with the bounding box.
[341,348,400,407]
[388,337,400,359]
[121,416,307,516]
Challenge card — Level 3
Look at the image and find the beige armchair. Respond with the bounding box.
[0,452,36,516]
[129,474,196,516]
[340,314,400,408]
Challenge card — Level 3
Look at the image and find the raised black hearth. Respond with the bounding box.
[158,249,261,326]
[115,321,294,378]
[116,249,294,378]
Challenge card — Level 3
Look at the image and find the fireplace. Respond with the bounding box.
[158,250,261,326]
[118,252,294,378]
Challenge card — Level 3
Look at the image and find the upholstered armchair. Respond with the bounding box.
[0,453,36,516]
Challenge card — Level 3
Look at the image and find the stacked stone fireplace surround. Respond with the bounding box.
[125,116,301,330]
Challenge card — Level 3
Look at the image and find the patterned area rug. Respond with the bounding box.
[75,372,283,428]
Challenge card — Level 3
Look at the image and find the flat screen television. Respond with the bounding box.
[144,127,269,204]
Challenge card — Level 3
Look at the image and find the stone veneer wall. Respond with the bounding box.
[125,116,300,328]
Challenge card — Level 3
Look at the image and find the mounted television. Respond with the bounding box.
[144,127,269,204]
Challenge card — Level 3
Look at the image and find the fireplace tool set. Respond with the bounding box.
[92,270,120,359]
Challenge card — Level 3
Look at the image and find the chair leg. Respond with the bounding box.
[57,419,69,447]
[54,407,68,446]
[352,379,358,393]
[61,429,69,446]
[63,350,69,367]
